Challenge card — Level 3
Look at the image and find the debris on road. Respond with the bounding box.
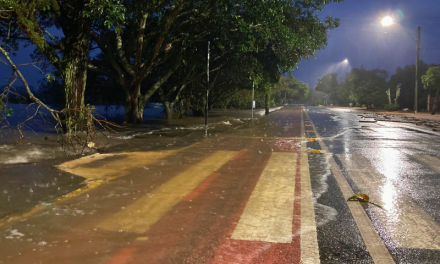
[347,193,384,209]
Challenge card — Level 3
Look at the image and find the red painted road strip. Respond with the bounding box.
[106,247,137,264]
[183,150,247,201]
[210,140,302,264]
[183,172,221,201]
[231,149,248,160]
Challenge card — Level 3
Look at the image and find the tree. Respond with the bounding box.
[274,76,309,104]
[89,0,342,123]
[422,66,440,115]
[0,0,124,129]
[349,68,388,108]
[388,62,432,110]
[315,73,338,94]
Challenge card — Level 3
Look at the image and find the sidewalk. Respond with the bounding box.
[327,106,440,121]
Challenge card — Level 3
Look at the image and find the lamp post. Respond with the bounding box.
[205,41,210,136]
[381,16,420,114]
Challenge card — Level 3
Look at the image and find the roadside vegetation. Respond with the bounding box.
[312,62,440,114]
[0,0,341,136]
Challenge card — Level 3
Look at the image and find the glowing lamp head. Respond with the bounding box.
[344,59,348,63]
[381,16,394,27]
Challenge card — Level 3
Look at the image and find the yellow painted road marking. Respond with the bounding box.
[305,125,312,127]
[309,150,322,153]
[306,130,314,133]
[57,150,180,180]
[231,152,297,243]
[97,151,238,234]
[229,136,302,140]
[338,154,440,250]
[307,138,317,142]
[0,144,200,228]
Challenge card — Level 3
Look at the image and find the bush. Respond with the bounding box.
[315,99,323,105]
[384,104,400,111]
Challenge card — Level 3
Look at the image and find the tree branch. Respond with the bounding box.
[0,46,60,117]
[115,26,135,76]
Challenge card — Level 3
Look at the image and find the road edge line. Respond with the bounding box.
[304,108,395,264]
[300,107,321,264]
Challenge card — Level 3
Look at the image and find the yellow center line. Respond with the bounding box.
[97,150,238,234]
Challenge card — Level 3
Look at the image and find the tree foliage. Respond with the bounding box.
[422,66,440,114]
[388,61,432,110]
[87,0,341,122]
[315,73,338,94]
[273,76,310,104]
[1,0,342,127]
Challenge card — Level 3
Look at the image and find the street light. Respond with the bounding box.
[381,16,394,27]
[343,59,349,63]
[381,16,420,114]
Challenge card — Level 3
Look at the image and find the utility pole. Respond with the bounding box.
[251,81,254,119]
[205,41,210,136]
[415,26,420,114]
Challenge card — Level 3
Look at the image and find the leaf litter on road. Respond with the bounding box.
[347,193,384,209]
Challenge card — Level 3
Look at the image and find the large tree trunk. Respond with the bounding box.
[431,89,440,115]
[124,84,143,124]
[123,58,183,124]
[265,93,269,115]
[164,102,174,120]
[62,56,87,117]
[61,30,90,123]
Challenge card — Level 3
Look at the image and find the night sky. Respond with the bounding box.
[292,0,440,88]
[2,0,440,91]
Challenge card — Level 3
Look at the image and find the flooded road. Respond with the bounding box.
[1,106,440,263]
[306,106,440,263]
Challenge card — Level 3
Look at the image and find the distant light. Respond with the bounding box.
[381,16,394,27]
[344,59,348,63]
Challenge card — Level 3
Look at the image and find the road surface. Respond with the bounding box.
[1,106,440,263]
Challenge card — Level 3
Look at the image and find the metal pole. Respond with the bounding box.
[252,81,254,119]
[205,41,210,136]
[415,26,420,114]
[285,90,287,105]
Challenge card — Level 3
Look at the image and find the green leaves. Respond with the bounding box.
[348,193,370,202]
[46,73,56,82]
[422,66,440,90]
[84,0,126,29]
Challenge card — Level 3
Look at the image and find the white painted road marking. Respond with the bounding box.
[97,151,237,234]
[231,152,297,243]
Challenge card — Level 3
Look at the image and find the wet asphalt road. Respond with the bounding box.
[1,106,440,263]
[306,106,440,263]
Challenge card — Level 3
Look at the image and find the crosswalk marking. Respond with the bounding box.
[231,152,297,243]
[338,154,440,250]
[97,151,238,234]
[57,150,179,180]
